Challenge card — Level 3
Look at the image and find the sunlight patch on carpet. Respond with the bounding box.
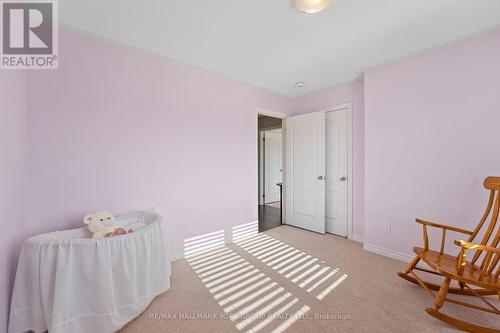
[184,227,310,333]
[232,223,348,301]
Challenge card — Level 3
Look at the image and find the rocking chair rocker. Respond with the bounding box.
[398,176,500,333]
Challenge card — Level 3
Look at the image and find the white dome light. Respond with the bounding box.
[294,0,331,14]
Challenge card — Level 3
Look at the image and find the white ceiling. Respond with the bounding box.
[59,0,500,97]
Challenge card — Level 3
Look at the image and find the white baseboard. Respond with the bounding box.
[171,251,185,262]
[175,235,427,272]
[348,234,363,243]
[363,242,414,263]
[363,242,433,270]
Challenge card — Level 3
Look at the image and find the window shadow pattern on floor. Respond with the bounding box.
[184,229,310,333]
[233,222,348,301]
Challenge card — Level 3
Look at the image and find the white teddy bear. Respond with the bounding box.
[83,211,133,238]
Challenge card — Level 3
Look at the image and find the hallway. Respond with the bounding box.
[258,205,281,232]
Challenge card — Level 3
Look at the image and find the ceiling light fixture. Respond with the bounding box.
[295,82,306,88]
[293,0,331,14]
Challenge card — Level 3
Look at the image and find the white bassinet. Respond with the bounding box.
[8,210,171,333]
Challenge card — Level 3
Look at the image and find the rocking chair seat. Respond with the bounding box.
[413,247,500,292]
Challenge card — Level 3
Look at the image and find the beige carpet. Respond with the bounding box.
[120,225,499,333]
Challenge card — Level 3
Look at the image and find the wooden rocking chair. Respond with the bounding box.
[398,176,500,333]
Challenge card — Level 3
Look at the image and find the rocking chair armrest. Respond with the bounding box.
[454,240,500,254]
[415,219,474,235]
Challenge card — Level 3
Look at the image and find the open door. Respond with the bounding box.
[285,111,326,234]
[264,130,282,203]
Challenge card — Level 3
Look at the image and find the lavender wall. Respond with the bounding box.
[290,79,365,238]
[364,28,500,254]
[0,72,27,332]
[27,29,291,259]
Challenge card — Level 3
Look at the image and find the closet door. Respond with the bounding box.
[285,112,326,234]
[326,109,349,236]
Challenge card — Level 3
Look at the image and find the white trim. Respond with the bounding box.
[348,234,363,243]
[259,130,265,205]
[315,102,353,114]
[256,107,287,119]
[322,103,353,239]
[363,243,414,263]
[171,251,185,262]
[363,242,432,270]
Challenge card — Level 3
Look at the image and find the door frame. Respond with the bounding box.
[256,108,287,218]
[255,105,353,238]
[260,129,282,204]
[321,103,354,239]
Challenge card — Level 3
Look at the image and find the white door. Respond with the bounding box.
[259,131,265,205]
[285,112,326,234]
[264,130,282,203]
[326,109,348,236]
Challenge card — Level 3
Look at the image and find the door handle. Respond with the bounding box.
[317,176,324,180]
[340,177,347,181]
